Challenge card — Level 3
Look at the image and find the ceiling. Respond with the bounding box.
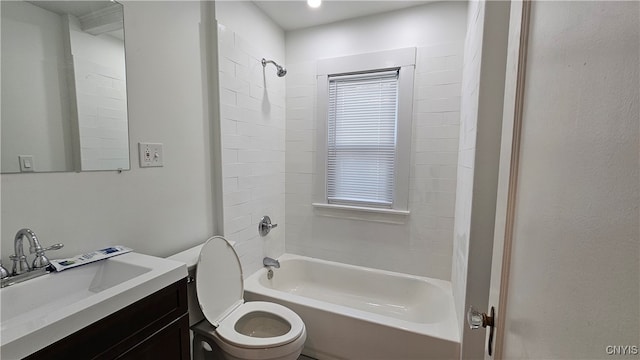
[28,1,114,18]
[27,1,124,40]
[252,0,434,31]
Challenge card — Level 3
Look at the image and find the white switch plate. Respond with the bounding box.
[138,143,164,167]
[19,155,34,172]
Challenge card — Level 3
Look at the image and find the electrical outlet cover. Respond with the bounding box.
[138,143,164,167]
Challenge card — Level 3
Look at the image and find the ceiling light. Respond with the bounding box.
[307,0,321,8]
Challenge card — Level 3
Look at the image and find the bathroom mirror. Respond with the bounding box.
[1,0,130,173]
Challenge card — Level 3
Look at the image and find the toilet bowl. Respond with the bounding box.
[185,236,306,360]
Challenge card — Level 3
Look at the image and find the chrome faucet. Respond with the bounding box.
[263,257,280,268]
[10,228,63,276]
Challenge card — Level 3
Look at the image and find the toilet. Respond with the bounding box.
[168,236,306,360]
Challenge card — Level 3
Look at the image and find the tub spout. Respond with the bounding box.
[263,257,280,268]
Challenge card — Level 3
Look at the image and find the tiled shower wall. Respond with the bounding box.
[217,23,286,277]
[284,2,468,279]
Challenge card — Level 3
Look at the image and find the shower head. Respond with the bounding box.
[261,58,287,77]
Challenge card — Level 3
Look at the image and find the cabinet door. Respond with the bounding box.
[23,279,188,360]
[117,314,190,360]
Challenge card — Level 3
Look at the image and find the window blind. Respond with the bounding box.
[327,70,399,207]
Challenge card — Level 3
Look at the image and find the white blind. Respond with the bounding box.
[327,70,399,207]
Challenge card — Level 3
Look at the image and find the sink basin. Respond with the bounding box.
[0,252,187,359]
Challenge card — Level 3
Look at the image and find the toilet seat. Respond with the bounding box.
[195,236,305,351]
[217,301,304,348]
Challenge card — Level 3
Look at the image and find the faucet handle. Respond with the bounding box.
[0,262,9,279]
[258,216,278,236]
[43,243,64,252]
[32,243,63,269]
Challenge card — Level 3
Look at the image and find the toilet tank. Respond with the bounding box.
[166,244,206,326]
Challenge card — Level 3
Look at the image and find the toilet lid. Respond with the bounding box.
[196,236,244,327]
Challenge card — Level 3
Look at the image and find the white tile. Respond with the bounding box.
[221,119,238,135]
[418,42,464,59]
[416,70,463,86]
[414,138,460,152]
[286,85,315,98]
[285,129,315,143]
[416,54,464,74]
[223,190,252,206]
[223,135,252,150]
[219,57,235,75]
[223,177,239,193]
[286,118,316,131]
[220,104,242,121]
[286,140,315,153]
[220,72,251,95]
[221,46,249,68]
[414,151,459,165]
[225,214,252,234]
[237,93,262,112]
[221,89,237,106]
[413,164,458,179]
[222,149,238,163]
[415,125,460,140]
[415,83,462,100]
[414,97,461,113]
[224,201,253,219]
[286,96,314,109]
[223,163,252,178]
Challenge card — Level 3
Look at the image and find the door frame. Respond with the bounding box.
[486,1,532,358]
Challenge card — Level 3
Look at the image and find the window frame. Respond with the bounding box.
[314,48,416,214]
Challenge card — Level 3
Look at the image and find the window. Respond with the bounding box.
[314,48,415,215]
[327,70,399,208]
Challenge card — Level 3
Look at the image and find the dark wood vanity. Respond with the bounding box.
[24,278,189,360]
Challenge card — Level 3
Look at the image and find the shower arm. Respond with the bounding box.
[261,59,278,68]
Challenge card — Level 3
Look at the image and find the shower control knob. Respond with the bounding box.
[258,216,278,237]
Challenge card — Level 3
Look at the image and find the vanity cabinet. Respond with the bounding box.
[24,278,189,360]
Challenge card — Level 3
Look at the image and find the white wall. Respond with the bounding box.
[503,1,639,358]
[1,1,73,173]
[451,1,510,357]
[215,2,287,277]
[1,2,215,262]
[284,2,467,279]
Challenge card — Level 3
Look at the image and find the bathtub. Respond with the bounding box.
[244,254,460,360]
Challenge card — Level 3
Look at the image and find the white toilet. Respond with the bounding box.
[169,236,306,360]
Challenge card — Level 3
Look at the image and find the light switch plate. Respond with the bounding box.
[19,155,34,172]
[138,143,164,167]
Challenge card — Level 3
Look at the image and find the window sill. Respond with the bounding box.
[311,203,410,224]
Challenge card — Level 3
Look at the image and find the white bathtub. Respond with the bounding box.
[244,254,460,360]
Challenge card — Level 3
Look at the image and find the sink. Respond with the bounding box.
[0,252,187,359]
[1,260,150,322]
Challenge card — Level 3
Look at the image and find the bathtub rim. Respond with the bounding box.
[244,253,460,344]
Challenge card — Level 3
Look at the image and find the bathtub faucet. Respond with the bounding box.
[263,257,280,268]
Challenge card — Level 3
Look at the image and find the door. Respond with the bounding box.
[483,1,639,358]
